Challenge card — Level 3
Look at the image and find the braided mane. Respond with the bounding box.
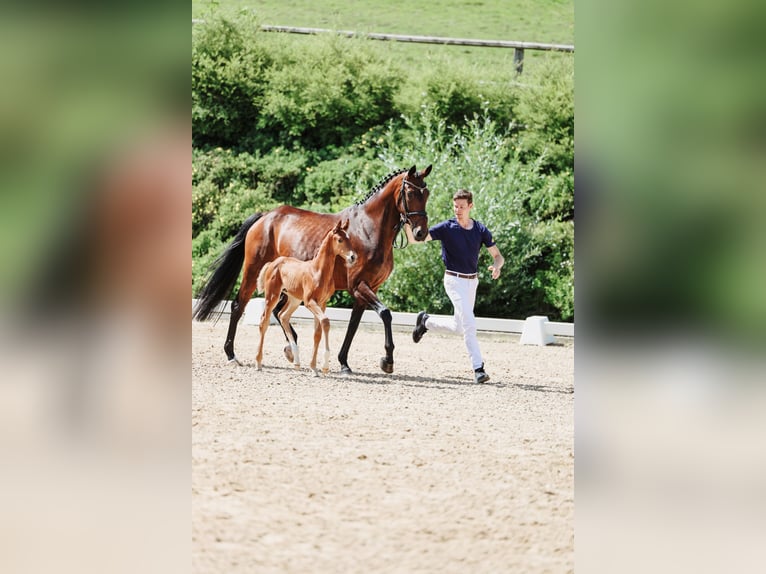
[355,168,407,206]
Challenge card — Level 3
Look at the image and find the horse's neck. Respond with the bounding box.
[311,233,339,272]
[359,177,401,240]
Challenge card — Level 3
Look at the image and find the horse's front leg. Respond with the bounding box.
[353,282,394,374]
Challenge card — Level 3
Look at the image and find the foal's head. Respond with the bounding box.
[329,219,357,266]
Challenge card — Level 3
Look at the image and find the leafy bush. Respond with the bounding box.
[252,148,307,203]
[192,147,261,235]
[515,56,574,174]
[192,13,274,147]
[260,34,402,149]
[302,155,371,208]
[419,67,519,130]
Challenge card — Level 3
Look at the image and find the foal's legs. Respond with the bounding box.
[305,300,330,375]
[277,297,302,369]
[255,290,281,371]
[273,293,299,363]
[310,315,322,374]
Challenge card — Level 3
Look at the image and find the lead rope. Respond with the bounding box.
[393,178,410,249]
[393,217,409,249]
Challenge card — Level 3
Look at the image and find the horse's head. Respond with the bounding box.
[399,164,432,241]
[331,219,357,266]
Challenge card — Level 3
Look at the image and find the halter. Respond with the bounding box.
[393,176,428,248]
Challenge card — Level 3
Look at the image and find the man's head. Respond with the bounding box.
[453,189,473,204]
[452,189,474,221]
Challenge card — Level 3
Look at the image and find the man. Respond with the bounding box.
[406,189,504,383]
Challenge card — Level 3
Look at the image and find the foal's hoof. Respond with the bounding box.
[228,356,243,367]
[339,365,353,376]
[283,344,294,363]
[379,357,394,374]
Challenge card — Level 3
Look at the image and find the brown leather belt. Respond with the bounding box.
[445,270,478,279]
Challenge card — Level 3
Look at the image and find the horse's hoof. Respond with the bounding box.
[228,357,243,367]
[256,363,263,371]
[283,344,294,363]
[339,365,353,376]
[379,358,394,374]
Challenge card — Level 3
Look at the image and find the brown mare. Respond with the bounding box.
[255,219,357,374]
[193,164,431,374]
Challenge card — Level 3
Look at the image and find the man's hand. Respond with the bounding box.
[404,223,431,243]
[487,246,504,280]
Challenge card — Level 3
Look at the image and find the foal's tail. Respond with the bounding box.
[193,213,263,321]
[256,262,272,295]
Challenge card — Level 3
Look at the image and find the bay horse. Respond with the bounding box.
[255,219,357,374]
[193,164,431,374]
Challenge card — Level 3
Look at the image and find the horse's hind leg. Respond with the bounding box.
[337,302,365,375]
[225,266,260,364]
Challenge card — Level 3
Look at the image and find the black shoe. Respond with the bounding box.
[412,311,429,343]
[474,363,490,384]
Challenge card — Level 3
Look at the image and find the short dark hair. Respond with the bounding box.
[453,189,473,203]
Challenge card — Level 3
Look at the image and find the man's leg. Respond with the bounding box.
[459,279,484,371]
[427,276,484,370]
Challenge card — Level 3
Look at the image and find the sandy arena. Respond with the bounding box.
[192,317,574,573]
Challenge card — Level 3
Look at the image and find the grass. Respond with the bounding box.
[192,0,573,44]
[192,0,573,77]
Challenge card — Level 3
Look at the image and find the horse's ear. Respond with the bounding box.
[421,164,432,178]
[408,165,417,177]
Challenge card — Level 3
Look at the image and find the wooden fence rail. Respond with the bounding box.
[192,20,574,74]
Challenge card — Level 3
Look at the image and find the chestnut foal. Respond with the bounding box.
[255,220,357,374]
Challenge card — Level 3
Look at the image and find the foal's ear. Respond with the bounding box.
[341,219,349,230]
[421,164,432,178]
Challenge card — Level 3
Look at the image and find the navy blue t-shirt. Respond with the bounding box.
[429,218,496,274]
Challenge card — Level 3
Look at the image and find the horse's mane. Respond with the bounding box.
[354,168,407,206]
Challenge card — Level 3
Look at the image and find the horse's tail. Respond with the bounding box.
[193,213,263,321]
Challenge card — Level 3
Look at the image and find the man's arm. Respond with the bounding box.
[404,223,431,243]
[487,244,504,280]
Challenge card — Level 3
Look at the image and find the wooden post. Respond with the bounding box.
[514,48,525,74]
